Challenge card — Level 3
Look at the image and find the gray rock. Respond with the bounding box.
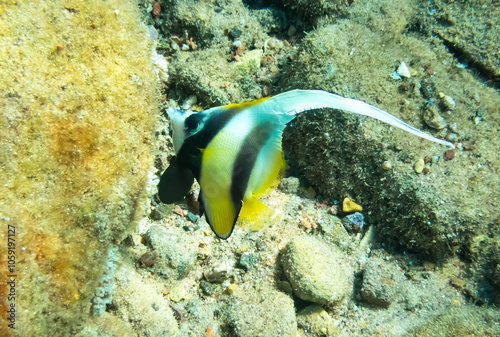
[278,176,300,194]
[239,252,256,271]
[281,235,353,306]
[147,225,197,279]
[361,257,406,308]
[226,288,297,337]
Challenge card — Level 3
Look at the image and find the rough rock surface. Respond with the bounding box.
[226,287,297,337]
[281,235,353,306]
[361,257,407,308]
[147,225,198,279]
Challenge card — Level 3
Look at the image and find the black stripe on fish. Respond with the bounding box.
[229,120,275,210]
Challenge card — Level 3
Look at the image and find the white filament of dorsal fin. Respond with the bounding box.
[267,90,455,148]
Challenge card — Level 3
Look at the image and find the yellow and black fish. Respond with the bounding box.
[158,89,453,239]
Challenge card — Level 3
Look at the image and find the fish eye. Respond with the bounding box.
[184,113,203,133]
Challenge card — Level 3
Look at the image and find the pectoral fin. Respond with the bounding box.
[158,156,194,204]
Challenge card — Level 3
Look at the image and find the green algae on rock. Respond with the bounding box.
[0,0,159,335]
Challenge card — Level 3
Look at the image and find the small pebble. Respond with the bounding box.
[342,212,365,233]
[204,261,232,283]
[423,166,430,175]
[444,149,455,161]
[181,94,197,110]
[239,252,256,271]
[440,94,456,110]
[343,197,362,213]
[423,107,447,130]
[414,158,425,174]
[382,161,392,170]
[187,212,198,223]
[450,276,466,289]
[138,252,158,268]
[462,141,473,151]
[397,62,411,78]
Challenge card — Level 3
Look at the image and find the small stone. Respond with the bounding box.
[227,289,297,337]
[236,49,262,75]
[414,158,425,174]
[187,211,198,223]
[169,284,191,302]
[296,305,340,336]
[342,212,365,233]
[229,28,242,39]
[397,62,411,78]
[138,252,158,268]
[304,187,317,199]
[328,205,340,215]
[239,252,256,271]
[382,161,392,170]
[463,141,473,151]
[181,94,197,110]
[147,225,197,279]
[204,261,232,283]
[200,280,222,296]
[173,206,184,216]
[423,107,447,130]
[278,176,300,194]
[441,94,456,110]
[444,149,455,161]
[450,276,466,289]
[423,167,430,175]
[343,197,362,213]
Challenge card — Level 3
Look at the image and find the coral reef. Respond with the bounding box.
[0,0,158,335]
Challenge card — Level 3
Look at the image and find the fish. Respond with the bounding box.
[158,89,454,239]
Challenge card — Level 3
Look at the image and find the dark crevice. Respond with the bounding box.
[439,35,500,89]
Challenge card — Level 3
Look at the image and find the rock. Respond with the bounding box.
[361,257,406,308]
[147,225,197,279]
[423,107,447,130]
[239,252,256,271]
[138,252,158,268]
[414,158,425,174]
[343,197,363,212]
[226,288,297,337]
[237,49,263,76]
[169,284,192,302]
[296,304,340,336]
[181,94,198,110]
[281,235,353,306]
[204,261,232,283]
[0,0,160,334]
[342,212,365,233]
[112,264,178,336]
[278,176,300,194]
[440,94,456,111]
[397,62,411,78]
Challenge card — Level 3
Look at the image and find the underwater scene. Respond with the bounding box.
[1,0,499,336]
